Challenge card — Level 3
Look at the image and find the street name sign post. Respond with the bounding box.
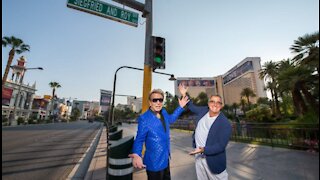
[67,0,139,27]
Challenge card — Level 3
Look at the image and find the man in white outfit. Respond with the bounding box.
[179,84,232,180]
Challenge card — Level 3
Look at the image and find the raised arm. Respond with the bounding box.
[178,83,206,114]
[178,83,188,98]
[178,95,190,108]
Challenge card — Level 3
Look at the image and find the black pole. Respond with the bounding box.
[109,66,174,126]
[109,66,142,126]
[109,65,175,125]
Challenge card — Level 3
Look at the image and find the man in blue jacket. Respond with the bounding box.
[179,84,232,180]
[129,89,189,180]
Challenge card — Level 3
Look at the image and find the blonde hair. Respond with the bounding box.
[148,89,164,100]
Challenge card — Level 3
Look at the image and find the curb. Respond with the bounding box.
[67,125,103,179]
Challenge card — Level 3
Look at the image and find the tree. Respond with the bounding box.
[196,92,209,106]
[2,36,30,87]
[240,98,247,116]
[71,108,80,121]
[164,92,179,114]
[49,81,61,98]
[259,60,281,116]
[231,102,239,117]
[49,82,61,120]
[240,88,256,108]
[256,97,271,106]
[223,104,231,115]
[265,81,276,115]
[289,32,319,117]
[290,31,319,75]
[278,64,318,116]
[246,105,273,122]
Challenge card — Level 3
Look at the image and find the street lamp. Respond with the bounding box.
[111,94,137,124]
[115,94,136,98]
[108,65,176,126]
[10,67,43,125]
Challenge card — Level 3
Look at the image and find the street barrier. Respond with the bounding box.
[108,136,134,180]
[109,129,123,141]
[109,125,118,133]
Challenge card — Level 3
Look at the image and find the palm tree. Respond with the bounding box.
[290,31,319,74]
[49,82,61,121]
[231,102,239,117]
[2,36,30,87]
[259,61,281,116]
[265,81,276,115]
[277,64,317,115]
[223,104,231,115]
[289,32,319,116]
[240,87,256,108]
[49,81,61,98]
[240,98,247,116]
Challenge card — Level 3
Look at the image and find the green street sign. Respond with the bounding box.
[67,0,139,27]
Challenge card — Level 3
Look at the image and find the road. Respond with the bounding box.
[2,121,102,180]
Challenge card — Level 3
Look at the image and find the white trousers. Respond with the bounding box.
[195,154,228,180]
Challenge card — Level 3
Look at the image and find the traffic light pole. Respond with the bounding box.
[113,0,152,113]
[142,0,152,113]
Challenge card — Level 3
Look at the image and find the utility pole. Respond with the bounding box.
[142,0,152,113]
[112,0,153,113]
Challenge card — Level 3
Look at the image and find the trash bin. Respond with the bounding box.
[108,136,134,180]
[109,129,123,141]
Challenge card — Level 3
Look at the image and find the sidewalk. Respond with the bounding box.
[85,125,319,180]
[85,127,107,180]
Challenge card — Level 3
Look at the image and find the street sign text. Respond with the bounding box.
[67,0,139,27]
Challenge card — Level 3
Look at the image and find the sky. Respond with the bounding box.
[2,0,319,105]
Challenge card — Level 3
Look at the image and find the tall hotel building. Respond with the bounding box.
[174,57,267,105]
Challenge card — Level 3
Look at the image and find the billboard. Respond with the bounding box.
[175,77,216,99]
[100,89,112,112]
[223,60,253,84]
[32,98,49,110]
[176,78,215,87]
[2,87,13,106]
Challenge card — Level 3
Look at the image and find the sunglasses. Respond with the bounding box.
[208,100,222,105]
[151,98,164,103]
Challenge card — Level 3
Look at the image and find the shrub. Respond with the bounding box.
[246,104,273,122]
[296,111,319,124]
[17,117,25,125]
[28,118,38,124]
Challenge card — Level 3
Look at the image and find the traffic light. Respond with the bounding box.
[151,36,165,70]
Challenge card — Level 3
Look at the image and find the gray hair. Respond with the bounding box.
[148,89,164,100]
[209,94,223,105]
[209,94,222,100]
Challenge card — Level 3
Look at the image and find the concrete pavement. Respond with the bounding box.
[85,126,107,180]
[85,123,319,180]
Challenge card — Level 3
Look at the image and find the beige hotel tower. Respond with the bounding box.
[175,57,267,105]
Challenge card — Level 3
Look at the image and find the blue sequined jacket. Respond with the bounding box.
[131,107,184,171]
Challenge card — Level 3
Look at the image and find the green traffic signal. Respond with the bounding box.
[155,56,162,63]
